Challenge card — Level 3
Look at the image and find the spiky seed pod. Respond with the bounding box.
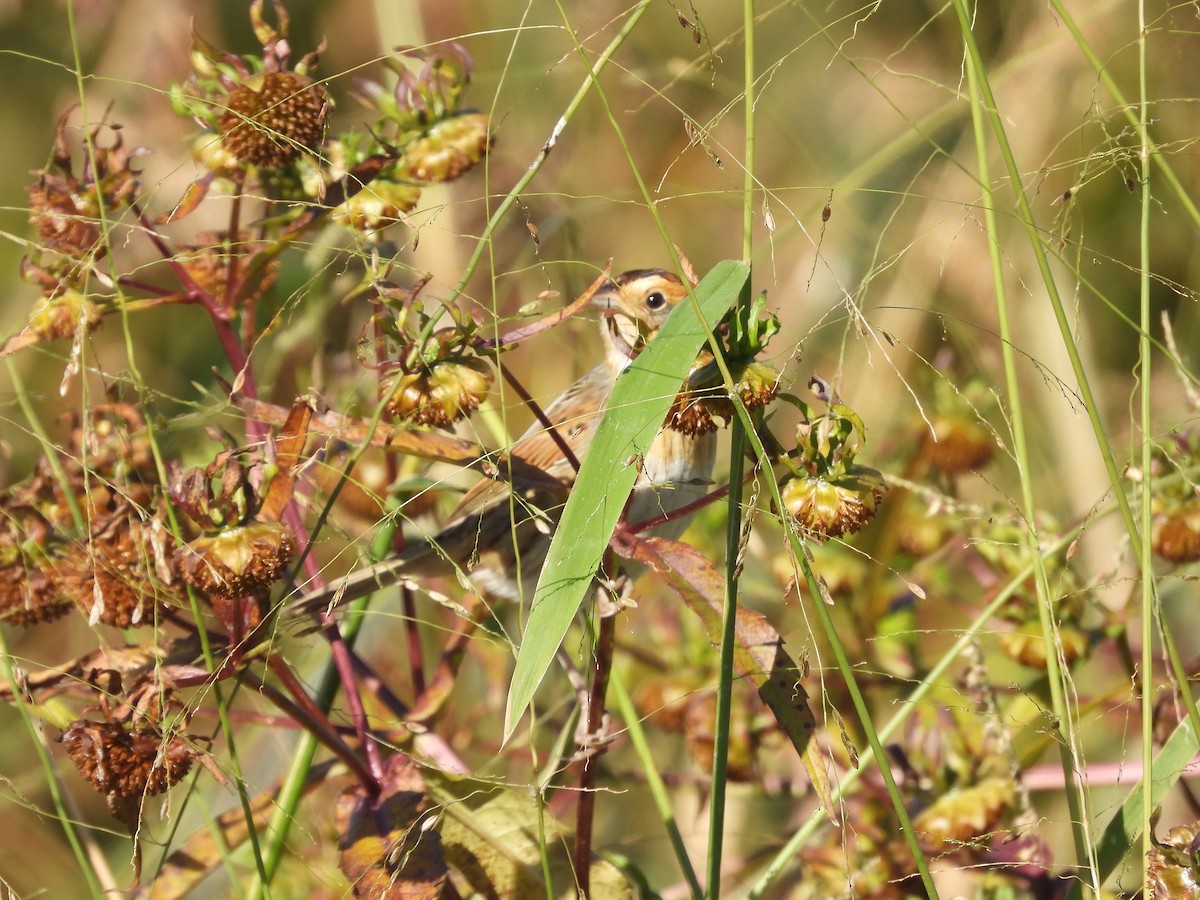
[76,512,177,629]
[399,112,490,183]
[61,720,196,830]
[217,72,327,168]
[780,468,886,540]
[923,413,995,474]
[1146,824,1200,899]
[998,618,1089,670]
[174,521,295,599]
[383,355,494,428]
[1151,500,1200,563]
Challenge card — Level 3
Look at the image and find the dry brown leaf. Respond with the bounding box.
[257,397,312,523]
[629,535,836,818]
[155,174,214,225]
[336,754,447,899]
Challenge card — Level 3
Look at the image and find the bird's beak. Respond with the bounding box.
[590,281,621,311]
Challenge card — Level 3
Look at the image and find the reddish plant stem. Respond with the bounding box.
[277,487,384,784]
[346,653,471,776]
[400,587,426,697]
[573,610,617,898]
[320,618,385,787]
[256,658,379,792]
[224,192,246,339]
[129,199,266,443]
[155,619,377,790]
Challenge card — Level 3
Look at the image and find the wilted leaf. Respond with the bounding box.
[336,754,446,899]
[155,174,214,225]
[631,535,816,760]
[257,397,313,523]
[425,771,634,899]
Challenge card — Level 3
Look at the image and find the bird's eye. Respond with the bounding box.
[645,291,666,309]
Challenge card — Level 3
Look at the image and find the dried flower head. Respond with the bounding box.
[372,289,495,429]
[781,392,887,540]
[61,719,197,830]
[323,140,423,232]
[918,376,1000,475]
[27,113,140,261]
[18,289,103,348]
[217,71,328,168]
[670,356,782,435]
[76,508,178,629]
[174,521,295,600]
[913,776,1016,848]
[1146,824,1200,899]
[398,112,491,183]
[174,0,327,173]
[352,44,491,187]
[383,354,494,428]
[0,548,75,626]
[1151,499,1200,564]
[923,412,995,474]
[998,618,1089,670]
[780,468,886,540]
[665,289,782,435]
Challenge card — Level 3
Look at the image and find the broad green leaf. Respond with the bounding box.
[1063,716,1198,900]
[504,259,750,737]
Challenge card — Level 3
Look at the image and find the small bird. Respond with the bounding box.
[293,269,716,611]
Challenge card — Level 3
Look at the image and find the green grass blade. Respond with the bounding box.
[504,259,750,738]
[1062,716,1199,900]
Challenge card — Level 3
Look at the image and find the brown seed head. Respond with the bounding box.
[1152,502,1200,563]
[61,720,196,830]
[923,413,995,474]
[218,72,327,168]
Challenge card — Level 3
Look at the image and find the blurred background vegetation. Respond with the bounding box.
[1,0,1198,896]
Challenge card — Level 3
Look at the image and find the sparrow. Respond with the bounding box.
[292,269,717,612]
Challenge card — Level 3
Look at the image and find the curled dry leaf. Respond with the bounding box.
[626,534,833,821]
[336,753,447,899]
